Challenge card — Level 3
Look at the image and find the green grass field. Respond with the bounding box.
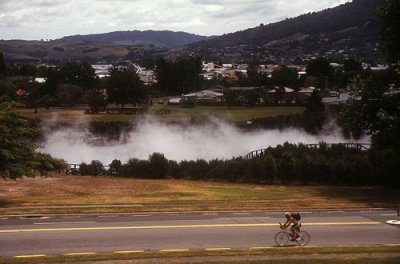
[18,105,305,124]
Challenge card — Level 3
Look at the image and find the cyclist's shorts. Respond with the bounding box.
[292,221,301,229]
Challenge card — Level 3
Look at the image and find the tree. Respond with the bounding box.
[25,81,43,113]
[304,76,318,88]
[155,57,202,95]
[305,89,324,112]
[58,62,98,90]
[56,84,83,108]
[17,64,37,76]
[343,58,362,73]
[0,52,6,77]
[339,75,400,186]
[338,0,400,186]
[306,57,333,89]
[148,153,169,179]
[274,86,286,104]
[85,89,107,113]
[244,88,262,107]
[0,99,64,179]
[223,88,238,108]
[109,159,122,176]
[271,66,298,87]
[377,0,400,63]
[0,79,16,99]
[106,67,145,108]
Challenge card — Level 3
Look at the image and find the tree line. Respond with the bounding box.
[75,142,397,187]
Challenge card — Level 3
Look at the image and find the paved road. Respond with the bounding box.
[0,210,399,257]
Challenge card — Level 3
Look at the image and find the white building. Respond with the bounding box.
[91,64,113,78]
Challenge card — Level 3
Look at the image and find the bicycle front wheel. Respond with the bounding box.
[296,231,310,246]
[275,231,289,246]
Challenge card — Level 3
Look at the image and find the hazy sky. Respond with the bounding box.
[0,0,351,40]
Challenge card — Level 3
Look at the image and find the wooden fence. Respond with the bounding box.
[244,143,371,159]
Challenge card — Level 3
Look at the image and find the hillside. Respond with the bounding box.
[58,30,207,48]
[0,0,383,64]
[0,30,206,63]
[182,0,382,63]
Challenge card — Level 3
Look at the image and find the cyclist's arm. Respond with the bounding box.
[282,218,291,228]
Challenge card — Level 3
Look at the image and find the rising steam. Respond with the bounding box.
[42,117,366,164]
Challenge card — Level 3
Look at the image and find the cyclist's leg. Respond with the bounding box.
[290,225,296,239]
[293,222,301,238]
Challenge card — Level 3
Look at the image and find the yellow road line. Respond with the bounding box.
[302,222,381,226]
[205,248,231,251]
[160,249,190,253]
[0,221,382,233]
[114,250,145,254]
[250,246,275,250]
[14,254,47,258]
[63,252,97,256]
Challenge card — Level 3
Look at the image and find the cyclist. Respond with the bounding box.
[281,212,301,241]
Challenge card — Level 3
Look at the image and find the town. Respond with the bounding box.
[5,56,397,113]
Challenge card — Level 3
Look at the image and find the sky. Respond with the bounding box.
[0,0,351,40]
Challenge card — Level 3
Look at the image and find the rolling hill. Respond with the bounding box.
[0,0,383,64]
[0,30,207,63]
[181,0,382,63]
[58,30,207,48]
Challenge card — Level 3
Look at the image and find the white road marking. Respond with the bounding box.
[381,213,398,216]
[34,221,96,225]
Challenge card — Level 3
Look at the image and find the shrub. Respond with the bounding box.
[148,153,169,178]
[109,159,122,176]
[122,158,150,178]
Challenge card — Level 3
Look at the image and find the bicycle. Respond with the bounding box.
[275,223,310,246]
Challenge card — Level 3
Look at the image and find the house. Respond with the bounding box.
[296,86,316,103]
[91,64,113,78]
[322,91,354,105]
[168,97,181,105]
[138,70,157,85]
[16,88,27,98]
[34,77,46,83]
[183,89,224,105]
[199,72,217,80]
[265,87,295,104]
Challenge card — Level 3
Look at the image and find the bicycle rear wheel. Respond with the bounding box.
[275,231,289,246]
[296,231,310,246]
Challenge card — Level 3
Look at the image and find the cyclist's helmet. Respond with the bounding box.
[285,212,290,218]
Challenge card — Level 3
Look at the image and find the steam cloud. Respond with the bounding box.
[42,117,366,164]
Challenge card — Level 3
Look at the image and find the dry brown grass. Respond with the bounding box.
[0,174,397,215]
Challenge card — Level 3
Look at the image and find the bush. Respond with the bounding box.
[80,160,105,176]
[149,153,169,178]
[122,158,150,178]
[72,145,384,187]
[109,159,122,176]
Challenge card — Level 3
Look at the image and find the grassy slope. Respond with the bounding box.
[0,175,397,214]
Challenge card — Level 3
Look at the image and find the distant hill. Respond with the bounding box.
[0,30,207,63]
[57,30,208,48]
[182,0,382,62]
[0,0,383,64]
